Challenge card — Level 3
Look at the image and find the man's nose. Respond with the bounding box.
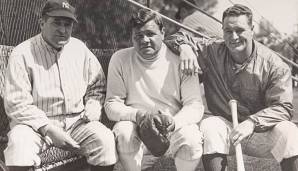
[231,31,239,39]
[57,25,67,33]
[141,35,150,42]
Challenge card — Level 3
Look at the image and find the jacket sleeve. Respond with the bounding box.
[249,60,293,131]
[4,50,49,131]
[164,31,200,55]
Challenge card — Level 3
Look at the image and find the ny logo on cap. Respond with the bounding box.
[62,2,70,9]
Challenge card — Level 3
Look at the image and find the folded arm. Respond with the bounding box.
[165,32,202,75]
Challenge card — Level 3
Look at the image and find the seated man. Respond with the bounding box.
[4,0,117,171]
[104,9,204,171]
[166,4,298,171]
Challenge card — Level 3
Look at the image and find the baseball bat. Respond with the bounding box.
[229,99,245,171]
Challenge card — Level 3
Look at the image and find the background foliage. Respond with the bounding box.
[0,0,218,49]
[0,0,296,65]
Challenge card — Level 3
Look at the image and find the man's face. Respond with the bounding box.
[132,20,165,59]
[40,16,74,49]
[222,15,254,54]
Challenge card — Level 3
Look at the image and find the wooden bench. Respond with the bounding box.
[0,45,283,171]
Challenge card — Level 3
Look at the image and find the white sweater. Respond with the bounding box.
[105,44,204,129]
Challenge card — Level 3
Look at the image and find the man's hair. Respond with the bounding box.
[130,9,164,31]
[41,14,50,21]
[175,0,196,20]
[222,4,253,26]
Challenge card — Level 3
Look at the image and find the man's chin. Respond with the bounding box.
[140,50,155,55]
[57,40,69,46]
[229,45,245,53]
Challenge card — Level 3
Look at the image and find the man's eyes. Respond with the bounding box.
[146,32,155,37]
[224,29,245,34]
[53,21,73,27]
[134,32,156,38]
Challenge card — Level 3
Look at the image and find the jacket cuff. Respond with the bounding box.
[32,118,50,132]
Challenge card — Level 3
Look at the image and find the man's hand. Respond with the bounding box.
[135,110,171,157]
[155,110,175,136]
[179,44,200,75]
[84,100,102,121]
[229,119,255,146]
[40,124,80,151]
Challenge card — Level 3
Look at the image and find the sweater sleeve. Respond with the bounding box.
[173,73,204,129]
[104,51,138,122]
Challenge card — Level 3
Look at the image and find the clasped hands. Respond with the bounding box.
[136,110,175,136]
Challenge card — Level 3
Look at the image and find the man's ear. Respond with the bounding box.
[39,18,45,29]
[251,25,254,31]
[161,27,165,38]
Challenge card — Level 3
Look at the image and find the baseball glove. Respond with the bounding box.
[136,110,175,157]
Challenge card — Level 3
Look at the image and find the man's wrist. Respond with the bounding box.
[246,118,256,129]
[179,44,192,52]
[39,124,51,137]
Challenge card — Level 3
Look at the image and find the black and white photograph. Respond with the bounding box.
[0,0,298,171]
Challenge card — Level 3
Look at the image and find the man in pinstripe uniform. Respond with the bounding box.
[3,0,117,171]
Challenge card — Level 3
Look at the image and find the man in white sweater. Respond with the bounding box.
[104,9,204,171]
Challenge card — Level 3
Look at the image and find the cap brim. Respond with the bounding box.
[46,10,77,22]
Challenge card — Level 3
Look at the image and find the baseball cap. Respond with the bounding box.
[42,0,77,22]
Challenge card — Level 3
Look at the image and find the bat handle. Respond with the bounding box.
[229,100,245,171]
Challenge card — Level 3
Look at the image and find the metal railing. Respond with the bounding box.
[127,0,298,83]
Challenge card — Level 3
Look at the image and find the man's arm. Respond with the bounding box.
[231,60,293,144]
[5,48,80,150]
[83,48,106,121]
[104,51,138,122]
[4,50,49,131]
[248,61,293,131]
[173,73,204,130]
[165,31,208,75]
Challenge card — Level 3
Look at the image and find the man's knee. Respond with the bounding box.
[81,121,117,166]
[7,125,40,149]
[272,121,298,144]
[269,121,298,161]
[273,121,298,135]
[172,125,203,160]
[113,121,141,154]
[200,116,230,140]
[84,121,115,147]
[199,116,231,154]
[5,125,42,166]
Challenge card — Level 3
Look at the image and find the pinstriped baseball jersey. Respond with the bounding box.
[4,34,106,131]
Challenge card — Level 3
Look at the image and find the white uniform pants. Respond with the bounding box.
[200,116,298,162]
[5,119,117,167]
[113,121,203,171]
